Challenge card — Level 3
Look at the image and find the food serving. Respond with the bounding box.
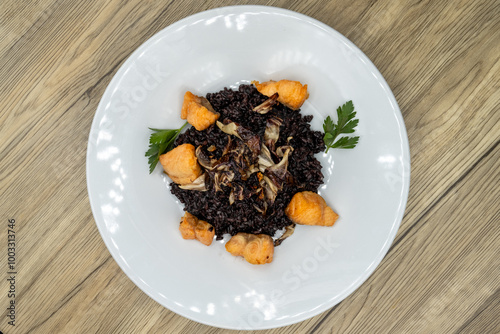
[146,80,359,264]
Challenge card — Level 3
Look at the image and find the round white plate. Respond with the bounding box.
[86,5,410,330]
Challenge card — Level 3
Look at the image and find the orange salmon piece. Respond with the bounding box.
[179,212,215,246]
[181,91,219,131]
[159,143,202,185]
[225,233,274,264]
[285,191,338,226]
[252,80,309,110]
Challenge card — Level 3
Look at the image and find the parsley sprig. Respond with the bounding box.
[146,122,188,174]
[323,100,359,153]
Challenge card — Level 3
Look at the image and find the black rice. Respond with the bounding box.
[171,84,325,241]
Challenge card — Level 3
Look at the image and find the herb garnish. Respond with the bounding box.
[323,100,359,152]
[146,122,188,173]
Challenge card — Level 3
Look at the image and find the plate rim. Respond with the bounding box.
[86,4,411,330]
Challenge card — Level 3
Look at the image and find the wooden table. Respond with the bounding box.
[1,1,499,333]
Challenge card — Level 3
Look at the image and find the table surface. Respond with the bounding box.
[1,0,499,333]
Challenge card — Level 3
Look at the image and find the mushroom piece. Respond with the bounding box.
[252,93,279,114]
[229,184,245,205]
[273,224,296,246]
[276,144,293,157]
[195,144,240,192]
[216,120,238,137]
[253,202,268,215]
[262,174,280,204]
[178,173,207,191]
[266,147,292,183]
[263,117,283,151]
[225,233,274,264]
[213,170,234,192]
[195,146,217,171]
[258,144,275,172]
[261,146,293,203]
[243,164,260,180]
[216,120,260,156]
[222,135,233,156]
[228,141,249,169]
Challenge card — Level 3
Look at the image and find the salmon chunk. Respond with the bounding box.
[285,191,338,226]
[181,91,219,131]
[252,80,309,110]
[159,143,202,185]
[179,212,215,246]
[225,233,274,264]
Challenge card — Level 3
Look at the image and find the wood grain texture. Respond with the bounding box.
[0,0,499,333]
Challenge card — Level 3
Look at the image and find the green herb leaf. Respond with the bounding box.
[323,101,360,153]
[323,116,335,134]
[330,136,359,149]
[145,122,188,174]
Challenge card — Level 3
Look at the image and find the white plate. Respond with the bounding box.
[86,5,410,330]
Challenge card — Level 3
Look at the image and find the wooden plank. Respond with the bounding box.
[0,0,498,333]
[455,289,500,334]
[309,140,500,334]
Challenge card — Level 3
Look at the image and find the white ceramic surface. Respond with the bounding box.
[86,6,410,330]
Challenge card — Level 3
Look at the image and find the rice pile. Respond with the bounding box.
[171,84,325,240]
